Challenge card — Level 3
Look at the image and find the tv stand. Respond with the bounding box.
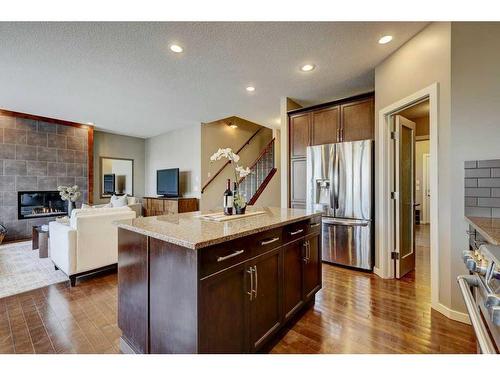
[142,196,198,217]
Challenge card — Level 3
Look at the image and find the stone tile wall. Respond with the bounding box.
[464,159,500,218]
[0,114,89,241]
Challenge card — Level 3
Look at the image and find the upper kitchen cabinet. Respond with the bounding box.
[289,113,310,158]
[340,97,374,142]
[287,92,374,208]
[312,106,340,145]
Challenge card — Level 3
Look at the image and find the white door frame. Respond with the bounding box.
[375,82,440,311]
[422,153,430,224]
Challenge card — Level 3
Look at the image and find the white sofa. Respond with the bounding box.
[49,206,136,286]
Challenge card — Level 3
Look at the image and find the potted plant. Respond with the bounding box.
[210,148,251,213]
[0,224,6,245]
[57,185,82,217]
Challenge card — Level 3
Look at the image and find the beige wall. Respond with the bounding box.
[449,22,500,311]
[93,131,145,204]
[375,22,453,308]
[145,124,201,198]
[280,97,302,208]
[200,117,277,211]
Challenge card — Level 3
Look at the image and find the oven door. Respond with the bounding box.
[457,275,499,354]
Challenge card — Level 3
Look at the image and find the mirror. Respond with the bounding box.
[100,157,134,198]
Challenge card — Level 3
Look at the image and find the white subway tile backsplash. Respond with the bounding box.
[465,159,500,218]
[465,168,491,178]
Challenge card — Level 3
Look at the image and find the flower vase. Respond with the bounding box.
[67,201,75,217]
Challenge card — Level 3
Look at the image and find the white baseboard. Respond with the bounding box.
[373,266,383,278]
[433,303,470,325]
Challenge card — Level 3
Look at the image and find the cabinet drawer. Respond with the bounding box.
[249,227,284,259]
[200,239,250,278]
[307,216,321,234]
[284,220,308,243]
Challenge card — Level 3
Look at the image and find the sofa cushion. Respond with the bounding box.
[111,195,127,207]
[127,196,137,205]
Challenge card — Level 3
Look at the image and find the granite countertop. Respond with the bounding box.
[465,216,500,245]
[115,207,321,250]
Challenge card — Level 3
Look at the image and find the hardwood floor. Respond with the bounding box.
[0,225,476,354]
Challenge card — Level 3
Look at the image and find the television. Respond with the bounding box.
[157,168,180,197]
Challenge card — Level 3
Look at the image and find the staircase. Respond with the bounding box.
[238,138,277,205]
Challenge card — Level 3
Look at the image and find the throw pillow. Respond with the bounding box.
[81,203,93,209]
[111,195,127,207]
[127,196,137,205]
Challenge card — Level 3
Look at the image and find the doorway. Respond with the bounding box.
[375,83,441,315]
[393,100,430,280]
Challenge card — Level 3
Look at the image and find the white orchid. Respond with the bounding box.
[209,148,253,209]
[235,165,251,178]
[210,148,240,163]
[58,185,82,202]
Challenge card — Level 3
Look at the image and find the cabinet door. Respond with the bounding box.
[290,113,310,158]
[340,97,374,142]
[283,240,305,320]
[199,263,250,353]
[312,106,340,145]
[249,248,282,351]
[303,234,322,300]
[290,158,307,204]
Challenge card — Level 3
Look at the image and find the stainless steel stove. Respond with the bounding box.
[460,243,500,354]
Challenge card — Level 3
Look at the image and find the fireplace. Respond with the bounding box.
[18,191,67,220]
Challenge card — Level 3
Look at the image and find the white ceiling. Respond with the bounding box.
[0,22,427,138]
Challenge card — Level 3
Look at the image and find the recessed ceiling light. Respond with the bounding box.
[246,86,255,92]
[300,64,315,72]
[378,35,393,44]
[86,122,94,125]
[170,44,183,53]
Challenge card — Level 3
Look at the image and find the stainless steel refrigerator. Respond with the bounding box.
[306,140,373,270]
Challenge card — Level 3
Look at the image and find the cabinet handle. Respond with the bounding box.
[289,229,304,236]
[247,267,253,301]
[260,237,280,246]
[303,241,308,263]
[217,249,244,262]
[253,266,258,299]
[309,223,320,228]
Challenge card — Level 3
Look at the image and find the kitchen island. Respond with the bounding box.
[115,207,322,354]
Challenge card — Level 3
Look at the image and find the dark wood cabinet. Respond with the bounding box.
[118,216,322,354]
[290,113,310,158]
[290,158,307,204]
[249,248,282,351]
[312,106,340,145]
[340,97,374,142]
[283,239,304,320]
[303,233,322,300]
[288,92,374,208]
[199,262,250,353]
[283,231,321,322]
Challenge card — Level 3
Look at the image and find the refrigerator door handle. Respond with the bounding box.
[322,218,370,227]
[333,146,339,210]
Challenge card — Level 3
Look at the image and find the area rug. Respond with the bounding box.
[0,241,68,299]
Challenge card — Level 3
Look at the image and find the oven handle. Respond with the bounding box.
[457,275,497,354]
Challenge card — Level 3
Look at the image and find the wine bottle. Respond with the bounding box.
[223,179,233,215]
